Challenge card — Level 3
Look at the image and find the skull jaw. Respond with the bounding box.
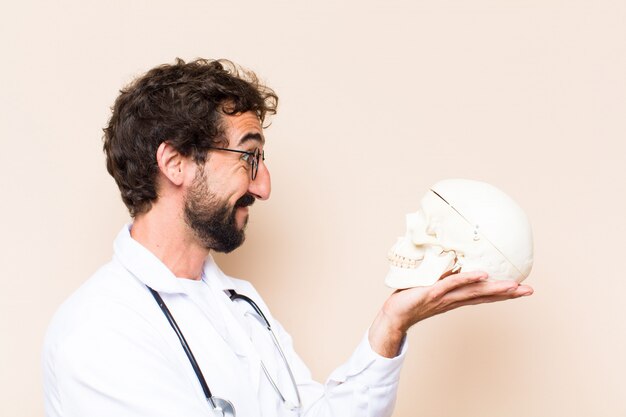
[385,250,456,289]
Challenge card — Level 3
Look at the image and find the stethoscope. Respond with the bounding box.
[147,286,302,417]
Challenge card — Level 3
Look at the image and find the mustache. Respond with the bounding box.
[235,194,255,208]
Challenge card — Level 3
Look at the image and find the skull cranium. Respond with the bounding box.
[385,179,534,289]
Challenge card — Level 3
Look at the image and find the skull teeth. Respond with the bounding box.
[387,250,420,269]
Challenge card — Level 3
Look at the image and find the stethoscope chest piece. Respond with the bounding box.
[209,397,236,417]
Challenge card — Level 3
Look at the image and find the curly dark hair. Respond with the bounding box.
[103,58,278,217]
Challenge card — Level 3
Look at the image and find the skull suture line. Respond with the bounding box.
[385,179,534,289]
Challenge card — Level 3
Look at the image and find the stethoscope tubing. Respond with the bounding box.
[228,290,302,410]
[227,291,271,329]
[147,287,218,408]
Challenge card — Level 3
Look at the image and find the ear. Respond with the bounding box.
[156,142,187,186]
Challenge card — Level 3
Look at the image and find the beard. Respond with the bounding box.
[184,168,255,253]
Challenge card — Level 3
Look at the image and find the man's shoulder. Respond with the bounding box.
[55,258,142,311]
[44,258,152,355]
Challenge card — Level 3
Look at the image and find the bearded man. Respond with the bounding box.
[42,58,533,417]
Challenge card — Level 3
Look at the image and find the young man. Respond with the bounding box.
[43,58,533,417]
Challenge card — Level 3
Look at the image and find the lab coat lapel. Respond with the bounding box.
[180,280,234,351]
[203,258,264,397]
[213,285,264,397]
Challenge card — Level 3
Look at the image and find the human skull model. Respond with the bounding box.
[385,179,533,289]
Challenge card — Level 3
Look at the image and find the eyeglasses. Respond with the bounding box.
[207,147,265,180]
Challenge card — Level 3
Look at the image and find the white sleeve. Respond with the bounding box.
[273,320,407,417]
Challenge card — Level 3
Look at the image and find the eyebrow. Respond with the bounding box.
[237,132,265,147]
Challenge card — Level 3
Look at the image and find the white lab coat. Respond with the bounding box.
[43,225,406,417]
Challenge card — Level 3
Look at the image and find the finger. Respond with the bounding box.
[441,286,533,313]
[443,281,533,306]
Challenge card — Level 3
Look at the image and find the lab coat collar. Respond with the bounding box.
[113,223,237,294]
[113,224,184,293]
[200,253,237,293]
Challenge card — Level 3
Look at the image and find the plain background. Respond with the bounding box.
[1,1,625,416]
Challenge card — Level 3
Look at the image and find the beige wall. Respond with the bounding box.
[1,1,625,416]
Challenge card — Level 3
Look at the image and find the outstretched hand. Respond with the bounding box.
[368,271,534,358]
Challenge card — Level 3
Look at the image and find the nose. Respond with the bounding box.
[248,160,271,200]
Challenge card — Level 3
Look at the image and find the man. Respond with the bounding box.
[43,58,533,417]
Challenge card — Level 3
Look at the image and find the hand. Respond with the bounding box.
[368,271,534,358]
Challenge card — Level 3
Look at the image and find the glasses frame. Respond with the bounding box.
[207,146,265,180]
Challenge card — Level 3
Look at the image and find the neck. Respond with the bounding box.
[130,205,208,280]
